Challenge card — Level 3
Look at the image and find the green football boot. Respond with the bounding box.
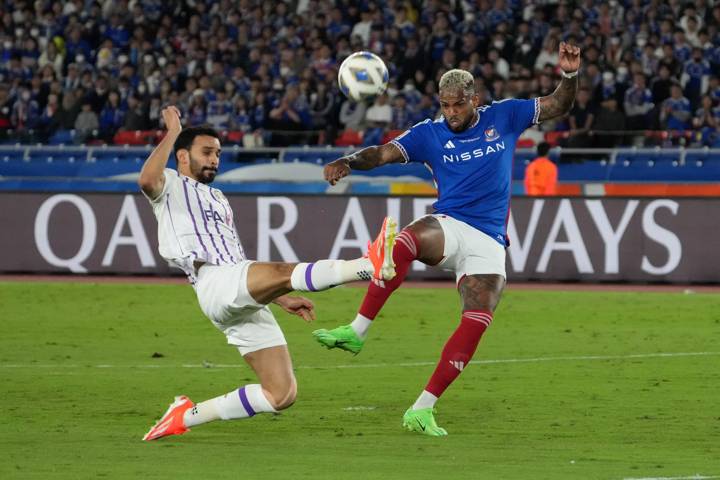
[312,324,364,354]
[402,408,448,436]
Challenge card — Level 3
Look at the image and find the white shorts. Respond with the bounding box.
[431,214,507,283]
[195,261,287,356]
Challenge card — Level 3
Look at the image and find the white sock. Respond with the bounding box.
[183,384,276,427]
[290,258,373,292]
[350,313,373,339]
[412,390,438,410]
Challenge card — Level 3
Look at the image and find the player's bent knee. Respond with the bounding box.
[268,380,297,411]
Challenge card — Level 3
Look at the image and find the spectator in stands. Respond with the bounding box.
[309,81,335,130]
[682,47,711,107]
[534,37,559,72]
[524,142,557,196]
[566,87,594,148]
[38,92,60,142]
[651,64,675,105]
[592,97,627,148]
[624,73,655,132]
[206,90,233,130]
[339,99,366,132]
[122,95,149,131]
[99,91,125,141]
[363,93,392,146]
[692,94,720,145]
[74,101,99,144]
[2,0,720,150]
[0,85,12,134]
[11,87,39,137]
[37,40,63,78]
[661,84,692,131]
[365,93,392,128]
[390,94,413,131]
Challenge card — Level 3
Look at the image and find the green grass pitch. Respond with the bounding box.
[1,281,719,480]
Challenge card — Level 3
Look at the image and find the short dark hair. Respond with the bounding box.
[173,126,221,161]
[537,142,551,157]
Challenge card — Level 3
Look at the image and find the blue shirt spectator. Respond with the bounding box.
[662,85,692,130]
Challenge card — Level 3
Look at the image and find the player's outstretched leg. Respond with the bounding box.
[313,220,425,354]
[143,346,295,441]
[403,309,493,436]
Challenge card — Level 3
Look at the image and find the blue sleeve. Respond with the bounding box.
[389,119,431,163]
[493,98,540,134]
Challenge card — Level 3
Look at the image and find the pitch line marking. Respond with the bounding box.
[622,475,719,480]
[1,351,718,370]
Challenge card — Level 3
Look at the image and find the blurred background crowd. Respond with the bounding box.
[2,0,720,149]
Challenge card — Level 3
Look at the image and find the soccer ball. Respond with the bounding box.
[337,51,389,102]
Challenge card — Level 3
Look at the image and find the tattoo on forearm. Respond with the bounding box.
[346,147,382,170]
[538,76,578,122]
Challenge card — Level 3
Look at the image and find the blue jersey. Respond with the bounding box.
[391,98,539,246]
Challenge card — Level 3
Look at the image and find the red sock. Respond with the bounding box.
[358,229,419,319]
[424,310,493,397]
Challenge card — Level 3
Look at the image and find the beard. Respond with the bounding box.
[196,167,217,184]
[189,156,218,184]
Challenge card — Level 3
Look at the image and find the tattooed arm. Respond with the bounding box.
[323,143,405,185]
[538,42,581,122]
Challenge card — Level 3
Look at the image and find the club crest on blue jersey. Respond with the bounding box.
[484,126,500,141]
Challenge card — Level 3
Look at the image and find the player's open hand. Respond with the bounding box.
[276,295,316,322]
[558,41,581,74]
[324,158,351,185]
[162,106,182,135]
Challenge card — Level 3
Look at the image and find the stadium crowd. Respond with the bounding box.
[2,0,720,148]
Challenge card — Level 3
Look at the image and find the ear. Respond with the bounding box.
[176,149,189,167]
[471,93,481,108]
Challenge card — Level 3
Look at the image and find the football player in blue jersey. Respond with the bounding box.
[314,42,581,436]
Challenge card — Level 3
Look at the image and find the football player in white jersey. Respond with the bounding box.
[140,106,397,441]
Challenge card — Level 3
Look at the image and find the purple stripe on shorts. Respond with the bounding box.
[238,387,256,417]
[304,262,317,292]
[182,179,209,254]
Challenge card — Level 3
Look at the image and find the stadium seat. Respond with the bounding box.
[225,131,244,144]
[334,129,363,147]
[48,130,76,145]
[544,131,569,147]
[113,130,155,146]
[381,129,404,144]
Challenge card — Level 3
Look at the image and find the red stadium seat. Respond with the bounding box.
[516,138,536,148]
[544,131,569,147]
[334,129,363,147]
[226,131,244,144]
[381,129,403,144]
[113,130,154,145]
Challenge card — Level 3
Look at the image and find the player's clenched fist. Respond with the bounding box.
[324,158,351,185]
[558,41,581,73]
[162,106,182,135]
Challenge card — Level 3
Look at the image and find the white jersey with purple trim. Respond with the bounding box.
[144,169,246,285]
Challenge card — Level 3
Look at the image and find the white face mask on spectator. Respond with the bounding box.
[521,43,531,53]
[493,40,505,50]
[637,37,647,48]
[76,54,85,64]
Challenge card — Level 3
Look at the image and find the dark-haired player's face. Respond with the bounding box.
[186,135,221,184]
[439,89,480,132]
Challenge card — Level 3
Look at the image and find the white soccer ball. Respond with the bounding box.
[337,51,389,102]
